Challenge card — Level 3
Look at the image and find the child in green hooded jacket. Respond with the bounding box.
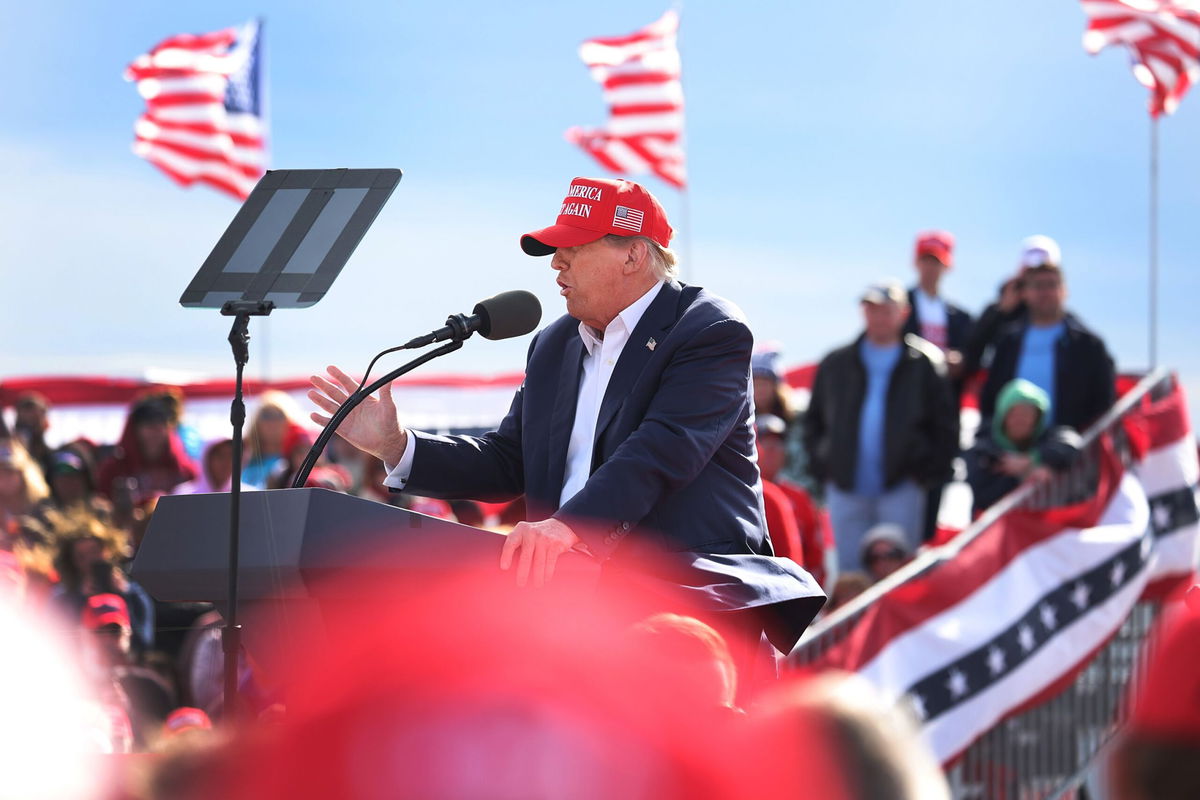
[965,378,1082,514]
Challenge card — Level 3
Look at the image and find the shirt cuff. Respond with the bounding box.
[382,431,417,490]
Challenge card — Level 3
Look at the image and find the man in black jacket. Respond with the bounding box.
[804,281,960,571]
[979,248,1115,432]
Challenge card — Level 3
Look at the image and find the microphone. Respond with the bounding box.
[403,290,542,348]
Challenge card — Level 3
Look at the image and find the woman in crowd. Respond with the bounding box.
[242,391,305,489]
[97,397,196,505]
[0,437,52,544]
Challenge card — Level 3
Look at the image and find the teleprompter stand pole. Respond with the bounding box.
[220,299,274,720]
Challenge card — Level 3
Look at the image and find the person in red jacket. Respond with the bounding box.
[756,415,833,585]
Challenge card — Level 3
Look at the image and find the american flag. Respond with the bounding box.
[1082,0,1200,116]
[612,205,645,232]
[566,11,686,189]
[124,20,268,200]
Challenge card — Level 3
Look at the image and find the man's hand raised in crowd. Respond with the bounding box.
[500,519,582,588]
[308,366,407,465]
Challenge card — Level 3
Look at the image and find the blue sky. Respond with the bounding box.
[2,1,1198,417]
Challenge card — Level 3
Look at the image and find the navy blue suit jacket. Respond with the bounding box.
[405,281,824,649]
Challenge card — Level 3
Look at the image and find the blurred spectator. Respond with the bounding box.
[966,379,1082,514]
[172,439,248,494]
[98,397,197,505]
[50,510,156,653]
[980,236,1116,431]
[80,593,177,750]
[45,445,113,521]
[756,415,804,566]
[0,437,51,541]
[858,523,914,583]
[827,572,872,612]
[144,387,205,464]
[628,613,740,721]
[161,707,214,741]
[963,268,1027,380]
[12,391,53,476]
[752,343,814,491]
[1109,585,1200,800]
[737,671,951,800]
[756,414,833,585]
[804,280,958,572]
[243,391,305,488]
[267,424,317,489]
[903,231,974,389]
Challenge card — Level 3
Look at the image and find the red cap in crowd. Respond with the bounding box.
[521,177,673,256]
[914,230,955,267]
[81,593,131,631]
[163,707,213,737]
[1126,584,1200,744]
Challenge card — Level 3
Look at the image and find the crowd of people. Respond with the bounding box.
[751,231,1118,611]
[3,225,1183,800]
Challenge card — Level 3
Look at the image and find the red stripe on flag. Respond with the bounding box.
[145,93,227,108]
[608,103,682,116]
[149,30,237,55]
[603,73,678,89]
[143,116,263,147]
[137,136,261,177]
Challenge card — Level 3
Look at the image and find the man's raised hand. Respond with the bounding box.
[308,365,407,464]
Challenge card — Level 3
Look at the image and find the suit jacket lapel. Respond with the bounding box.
[592,282,682,455]
[546,333,585,502]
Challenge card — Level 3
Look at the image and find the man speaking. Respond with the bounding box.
[309,177,822,665]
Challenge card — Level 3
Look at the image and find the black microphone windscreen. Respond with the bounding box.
[473,290,542,341]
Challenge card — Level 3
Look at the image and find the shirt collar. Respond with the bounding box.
[577,280,665,356]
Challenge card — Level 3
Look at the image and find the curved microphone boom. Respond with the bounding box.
[291,290,542,489]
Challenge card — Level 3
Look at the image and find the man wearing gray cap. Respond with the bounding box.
[803,280,959,571]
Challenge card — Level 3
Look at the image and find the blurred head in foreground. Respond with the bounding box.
[734,671,950,800]
[177,560,747,799]
[1110,585,1200,800]
[0,588,109,800]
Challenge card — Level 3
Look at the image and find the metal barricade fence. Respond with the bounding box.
[786,369,1175,799]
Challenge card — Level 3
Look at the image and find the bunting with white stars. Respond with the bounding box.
[810,377,1198,765]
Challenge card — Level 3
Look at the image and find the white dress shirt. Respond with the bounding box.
[384,280,665,499]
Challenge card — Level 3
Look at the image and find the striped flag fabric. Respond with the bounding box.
[566,10,686,189]
[1082,0,1200,116]
[124,20,267,200]
[810,378,1199,764]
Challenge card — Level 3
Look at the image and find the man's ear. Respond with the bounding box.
[623,239,647,275]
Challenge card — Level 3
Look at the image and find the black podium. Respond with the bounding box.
[132,489,598,678]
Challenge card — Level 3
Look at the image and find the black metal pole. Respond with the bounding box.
[292,340,464,489]
[220,299,271,722]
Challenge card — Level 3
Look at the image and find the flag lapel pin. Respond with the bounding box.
[646,338,657,351]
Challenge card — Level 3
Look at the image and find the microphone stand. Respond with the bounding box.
[219,299,274,722]
[291,339,464,489]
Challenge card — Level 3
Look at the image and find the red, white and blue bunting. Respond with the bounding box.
[809,378,1199,765]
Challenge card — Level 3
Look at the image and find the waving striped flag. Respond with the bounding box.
[124,20,267,200]
[566,11,686,189]
[1082,0,1200,116]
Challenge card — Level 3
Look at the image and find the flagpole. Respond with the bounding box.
[1148,115,1159,369]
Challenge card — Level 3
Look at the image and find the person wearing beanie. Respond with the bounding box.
[979,237,1116,431]
[965,378,1082,514]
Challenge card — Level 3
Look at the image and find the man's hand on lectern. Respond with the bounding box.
[308,365,408,465]
[501,519,582,588]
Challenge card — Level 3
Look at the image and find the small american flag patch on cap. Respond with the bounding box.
[612,205,645,233]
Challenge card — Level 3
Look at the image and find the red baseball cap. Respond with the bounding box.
[914,230,955,267]
[1126,583,1200,743]
[520,177,673,256]
[82,593,131,631]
